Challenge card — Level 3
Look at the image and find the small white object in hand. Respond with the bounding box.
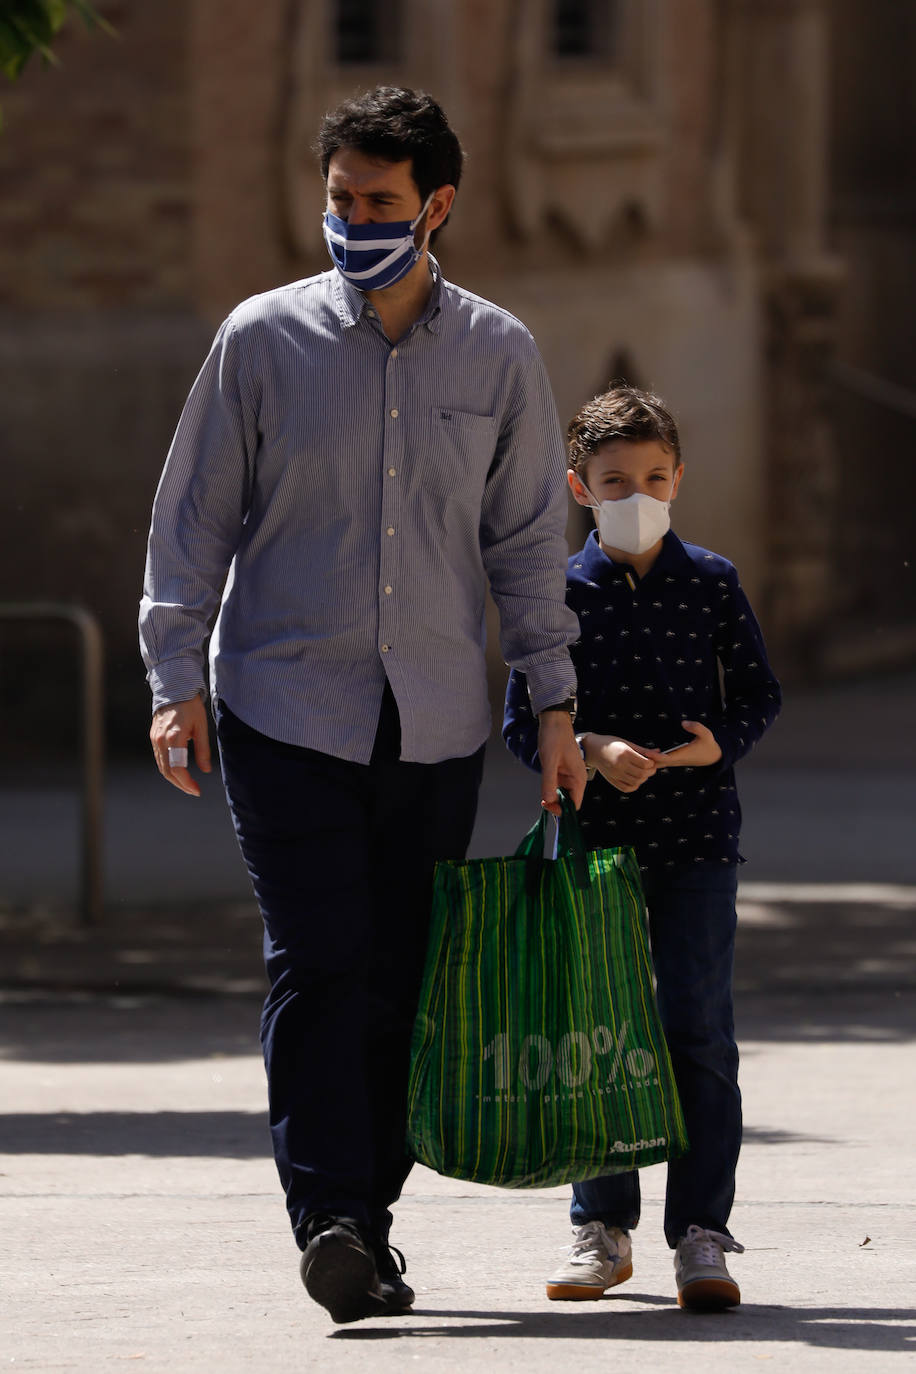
[167,746,188,768]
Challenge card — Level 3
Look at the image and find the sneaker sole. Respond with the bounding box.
[677,1277,740,1311]
[546,1260,633,1301]
[300,1233,387,1324]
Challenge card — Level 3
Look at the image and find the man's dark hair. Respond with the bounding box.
[316,86,465,206]
[567,384,682,472]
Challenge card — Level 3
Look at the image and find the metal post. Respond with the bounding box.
[0,602,105,925]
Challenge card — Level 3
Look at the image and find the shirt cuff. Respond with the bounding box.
[147,660,207,715]
[525,658,577,717]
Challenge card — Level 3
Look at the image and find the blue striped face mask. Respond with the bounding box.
[322,191,436,292]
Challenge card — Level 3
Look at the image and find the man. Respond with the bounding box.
[140,86,585,1324]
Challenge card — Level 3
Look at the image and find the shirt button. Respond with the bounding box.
[381,644,390,653]
[387,467,396,477]
[390,408,399,418]
[367,308,377,318]
[390,348,398,358]
[384,585,392,595]
[386,526,395,536]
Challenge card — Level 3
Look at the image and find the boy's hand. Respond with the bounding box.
[586,734,657,794]
[645,720,723,768]
[538,713,587,814]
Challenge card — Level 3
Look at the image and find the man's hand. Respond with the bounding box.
[150,695,213,797]
[537,712,587,815]
[643,720,723,769]
[587,734,657,793]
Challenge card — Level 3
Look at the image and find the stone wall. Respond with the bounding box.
[0,2,202,754]
[2,0,909,759]
[0,0,192,310]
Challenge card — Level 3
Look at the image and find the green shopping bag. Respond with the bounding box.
[406,793,688,1188]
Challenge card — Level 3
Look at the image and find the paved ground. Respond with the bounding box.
[0,669,914,1369]
[0,962,912,1371]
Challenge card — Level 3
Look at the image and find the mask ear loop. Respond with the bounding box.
[576,475,602,511]
[410,190,437,251]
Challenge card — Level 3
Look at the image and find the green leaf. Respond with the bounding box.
[0,0,114,92]
[0,2,57,73]
[7,1,58,44]
[69,0,115,35]
[0,16,34,75]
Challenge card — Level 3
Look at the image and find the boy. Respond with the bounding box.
[503,385,781,1311]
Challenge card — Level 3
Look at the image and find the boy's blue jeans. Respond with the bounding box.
[570,862,741,1249]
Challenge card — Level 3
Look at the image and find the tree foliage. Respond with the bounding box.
[0,0,112,127]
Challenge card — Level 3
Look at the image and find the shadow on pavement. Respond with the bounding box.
[0,993,261,1063]
[0,1111,838,1158]
[0,1109,268,1157]
[734,886,915,1044]
[0,877,913,1066]
[329,1304,916,1353]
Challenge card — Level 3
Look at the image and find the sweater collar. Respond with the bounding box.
[573,528,693,583]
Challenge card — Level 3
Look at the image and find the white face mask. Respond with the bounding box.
[583,483,674,556]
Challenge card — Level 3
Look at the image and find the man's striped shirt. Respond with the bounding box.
[140,263,578,764]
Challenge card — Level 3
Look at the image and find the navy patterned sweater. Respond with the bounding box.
[503,529,781,871]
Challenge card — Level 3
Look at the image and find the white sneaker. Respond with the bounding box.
[674,1224,744,1310]
[546,1221,633,1301]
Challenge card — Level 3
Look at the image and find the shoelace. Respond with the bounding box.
[564,1221,617,1267]
[376,1242,408,1280]
[681,1224,745,1261]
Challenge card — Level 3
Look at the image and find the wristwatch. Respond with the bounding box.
[576,731,596,780]
[537,695,578,722]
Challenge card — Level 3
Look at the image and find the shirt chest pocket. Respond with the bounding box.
[422,406,497,506]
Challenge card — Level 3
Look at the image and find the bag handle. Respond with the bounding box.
[515,790,591,890]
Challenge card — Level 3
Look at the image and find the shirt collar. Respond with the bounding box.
[332,269,367,329]
[421,256,444,332]
[331,256,444,334]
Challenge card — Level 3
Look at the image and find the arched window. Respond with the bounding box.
[552,0,619,60]
[335,0,402,64]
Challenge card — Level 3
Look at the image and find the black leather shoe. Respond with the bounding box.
[299,1216,386,1324]
[374,1241,415,1313]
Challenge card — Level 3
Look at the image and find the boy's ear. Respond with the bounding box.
[670,463,685,502]
[567,468,593,507]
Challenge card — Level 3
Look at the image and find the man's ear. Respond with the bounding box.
[567,469,593,508]
[426,185,456,236]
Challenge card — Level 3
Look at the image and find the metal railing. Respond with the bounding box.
[0,603,104,925]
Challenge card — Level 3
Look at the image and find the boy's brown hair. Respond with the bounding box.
[567,384,681,473]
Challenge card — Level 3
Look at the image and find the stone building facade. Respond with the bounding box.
[1,0,913,752]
